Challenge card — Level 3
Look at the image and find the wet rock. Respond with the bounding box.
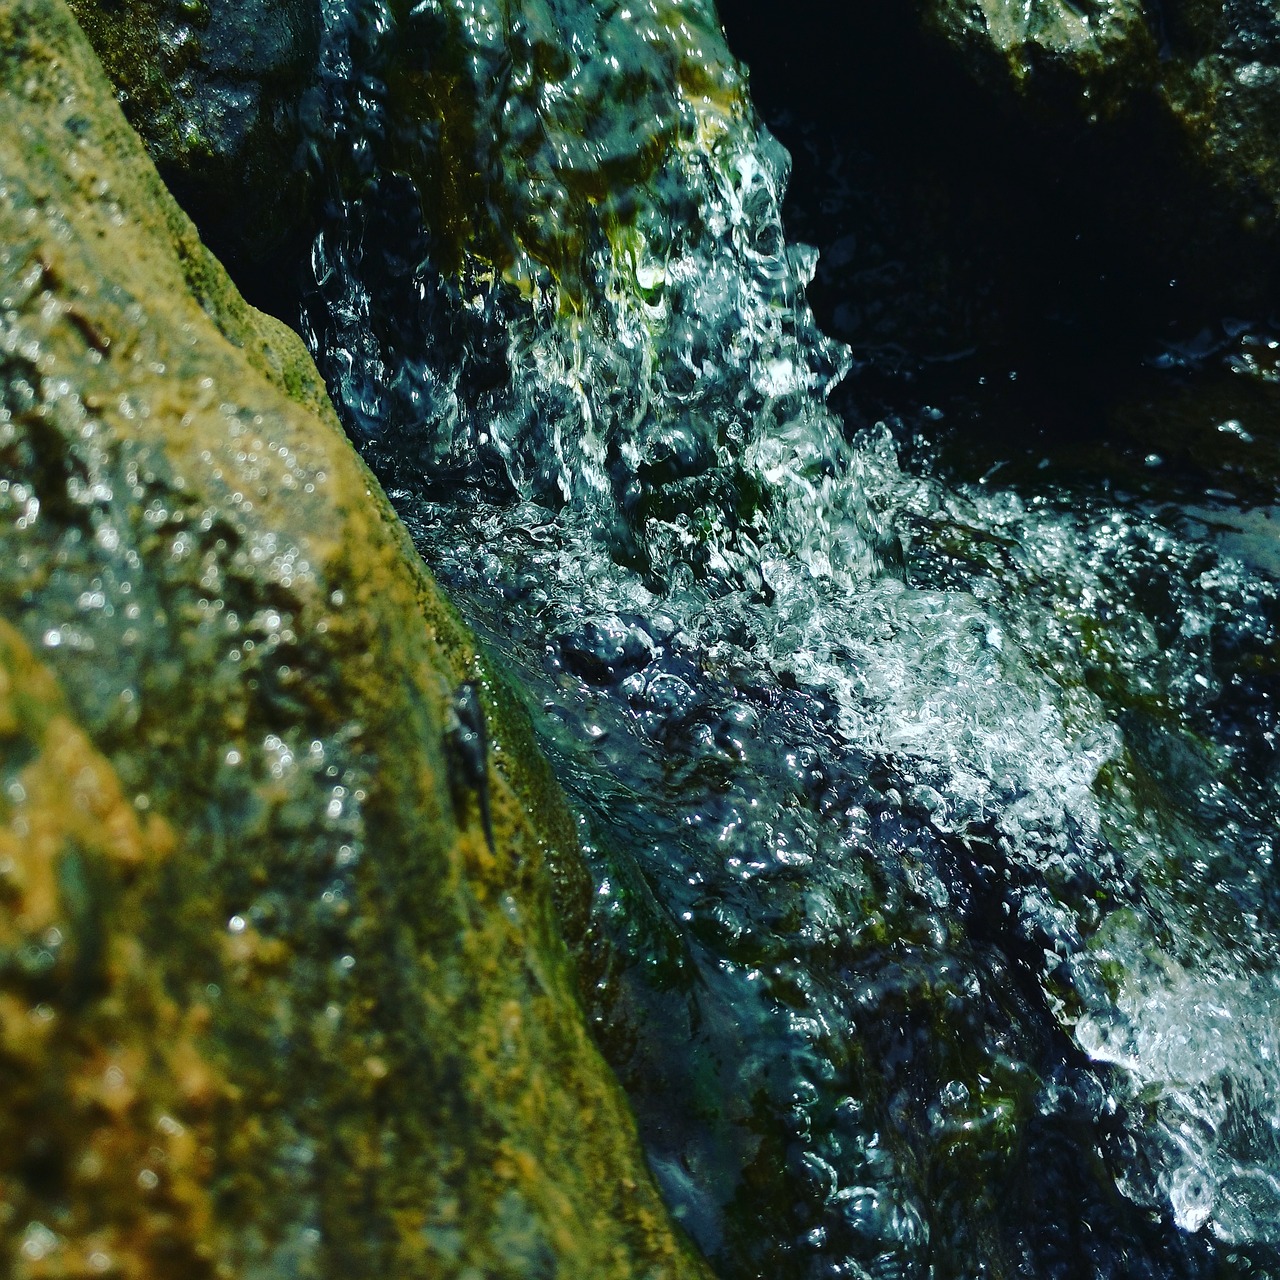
[559,617,656,686]
[64,0,320,281]
[917,0,1280,286]
[714,0,1280,501]
[295,0,768,532]
[917,0,1153,103]
[1160,2,1280,236]
[0,0,710,1274]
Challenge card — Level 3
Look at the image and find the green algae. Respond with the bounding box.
[0,0,711,1273]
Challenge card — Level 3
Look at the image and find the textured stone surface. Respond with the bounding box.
[63,0,320,270]
[0,0,709,1274]
[1160,0,1280,238]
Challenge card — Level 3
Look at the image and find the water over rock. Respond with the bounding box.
[41,0,1280,1272]
[0,1,710,1274]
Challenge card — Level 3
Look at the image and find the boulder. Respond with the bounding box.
[0,0,708,1274]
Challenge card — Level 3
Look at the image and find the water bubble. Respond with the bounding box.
[1168,1163,1216,1232]
[20,1222,58,1261]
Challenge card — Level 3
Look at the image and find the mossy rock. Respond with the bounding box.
[63,0,320,274]
[1159,0,1280,241]
[372,0,748,295]
[64,0,749,306]
[0,0,710,1274]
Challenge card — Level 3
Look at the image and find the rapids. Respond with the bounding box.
[295,1,1280,1275]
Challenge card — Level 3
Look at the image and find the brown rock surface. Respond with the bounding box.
[0,0,709,1274]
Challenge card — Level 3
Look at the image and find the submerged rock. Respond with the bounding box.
[0,0,709,1275]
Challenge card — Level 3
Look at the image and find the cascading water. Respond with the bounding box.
[297,1,1280,1275]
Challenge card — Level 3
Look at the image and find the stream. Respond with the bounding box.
[294,1,1280,1275]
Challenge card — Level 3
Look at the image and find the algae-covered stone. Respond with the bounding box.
[63,0,319,272]
[364,0,747,292]
[0,620,225,1277]
[64,0,747,304]
[1159,1,1280,239]
[0,0,709,1274]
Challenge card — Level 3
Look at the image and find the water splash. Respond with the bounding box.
[297,0,1280,1272]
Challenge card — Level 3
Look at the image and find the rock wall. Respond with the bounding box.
[0,0,709,1275]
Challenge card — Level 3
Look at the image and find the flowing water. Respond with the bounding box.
[294,2,1280,1275]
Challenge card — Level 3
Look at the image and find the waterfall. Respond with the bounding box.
[299,1,1280,1273]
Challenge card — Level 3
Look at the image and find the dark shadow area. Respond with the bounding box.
[716,0,1280,497]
